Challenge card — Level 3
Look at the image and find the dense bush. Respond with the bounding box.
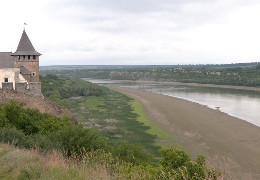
[112,142,153,165]
[0,127,29,147]
[160,148,220,179]
[49,125,108,156]
[0,100,71,135]
[0,127,56,150]
[0,101,107,155]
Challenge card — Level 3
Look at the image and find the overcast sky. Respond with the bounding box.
[0,0,260,65]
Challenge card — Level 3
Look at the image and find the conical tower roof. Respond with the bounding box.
[12,30,41,56]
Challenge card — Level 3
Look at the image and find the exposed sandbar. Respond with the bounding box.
[109,85,260,179]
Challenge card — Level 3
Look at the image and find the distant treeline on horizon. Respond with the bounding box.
[40,62,260,87]
[40,62,259,70]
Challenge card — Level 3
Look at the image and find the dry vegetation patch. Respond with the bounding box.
[71,96,82,100]
[104,119,118,123]
[103,126,117,131]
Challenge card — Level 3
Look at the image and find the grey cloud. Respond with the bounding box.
[54,0,260,14]
[54,0,182,13]
[49,0,260,34]
[39,0,260,65]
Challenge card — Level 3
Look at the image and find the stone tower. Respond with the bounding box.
[12,30,41,82]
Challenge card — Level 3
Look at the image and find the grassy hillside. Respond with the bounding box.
[0,102,219,179]
[0,76,220,179]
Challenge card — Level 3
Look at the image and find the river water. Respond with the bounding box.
[88,79,260,127]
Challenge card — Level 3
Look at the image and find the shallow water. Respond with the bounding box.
[89,79,260,127]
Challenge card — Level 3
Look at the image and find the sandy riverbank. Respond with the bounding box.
[109,85,260,179]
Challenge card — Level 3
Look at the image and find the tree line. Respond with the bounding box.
[41,65,260,87]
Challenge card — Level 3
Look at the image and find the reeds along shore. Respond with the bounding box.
[108,85,260,179]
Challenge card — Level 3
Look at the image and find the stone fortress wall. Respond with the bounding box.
[2,82,42,97]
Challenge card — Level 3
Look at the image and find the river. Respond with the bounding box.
[88,79,260,127]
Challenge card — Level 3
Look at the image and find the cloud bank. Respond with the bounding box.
[0,0,260,65]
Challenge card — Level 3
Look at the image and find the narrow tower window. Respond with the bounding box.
[4,78,8,82]
[28,55,30,60]
[18,55,20,60]
[23,55,25,60]
[33,55,36,60]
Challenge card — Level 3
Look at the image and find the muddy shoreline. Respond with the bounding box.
[109,85,260,179]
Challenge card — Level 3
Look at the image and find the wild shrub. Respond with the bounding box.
[0,127,29,147]
[0,127,57,151]
[0,100,72,135]
[160,148,220,179]
[0,101,107,155]
[49,125,108,156]
[112,142,153,166]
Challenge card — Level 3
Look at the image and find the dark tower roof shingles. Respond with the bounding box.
[12,30,41,56]
[0,52,15,68]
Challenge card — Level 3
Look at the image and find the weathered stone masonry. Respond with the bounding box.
[2,82,42,97]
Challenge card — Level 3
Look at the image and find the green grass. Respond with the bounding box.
[78,96,105,111]
[130,98,182,149]
[131,99,173,140]
[0,144,41,180]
